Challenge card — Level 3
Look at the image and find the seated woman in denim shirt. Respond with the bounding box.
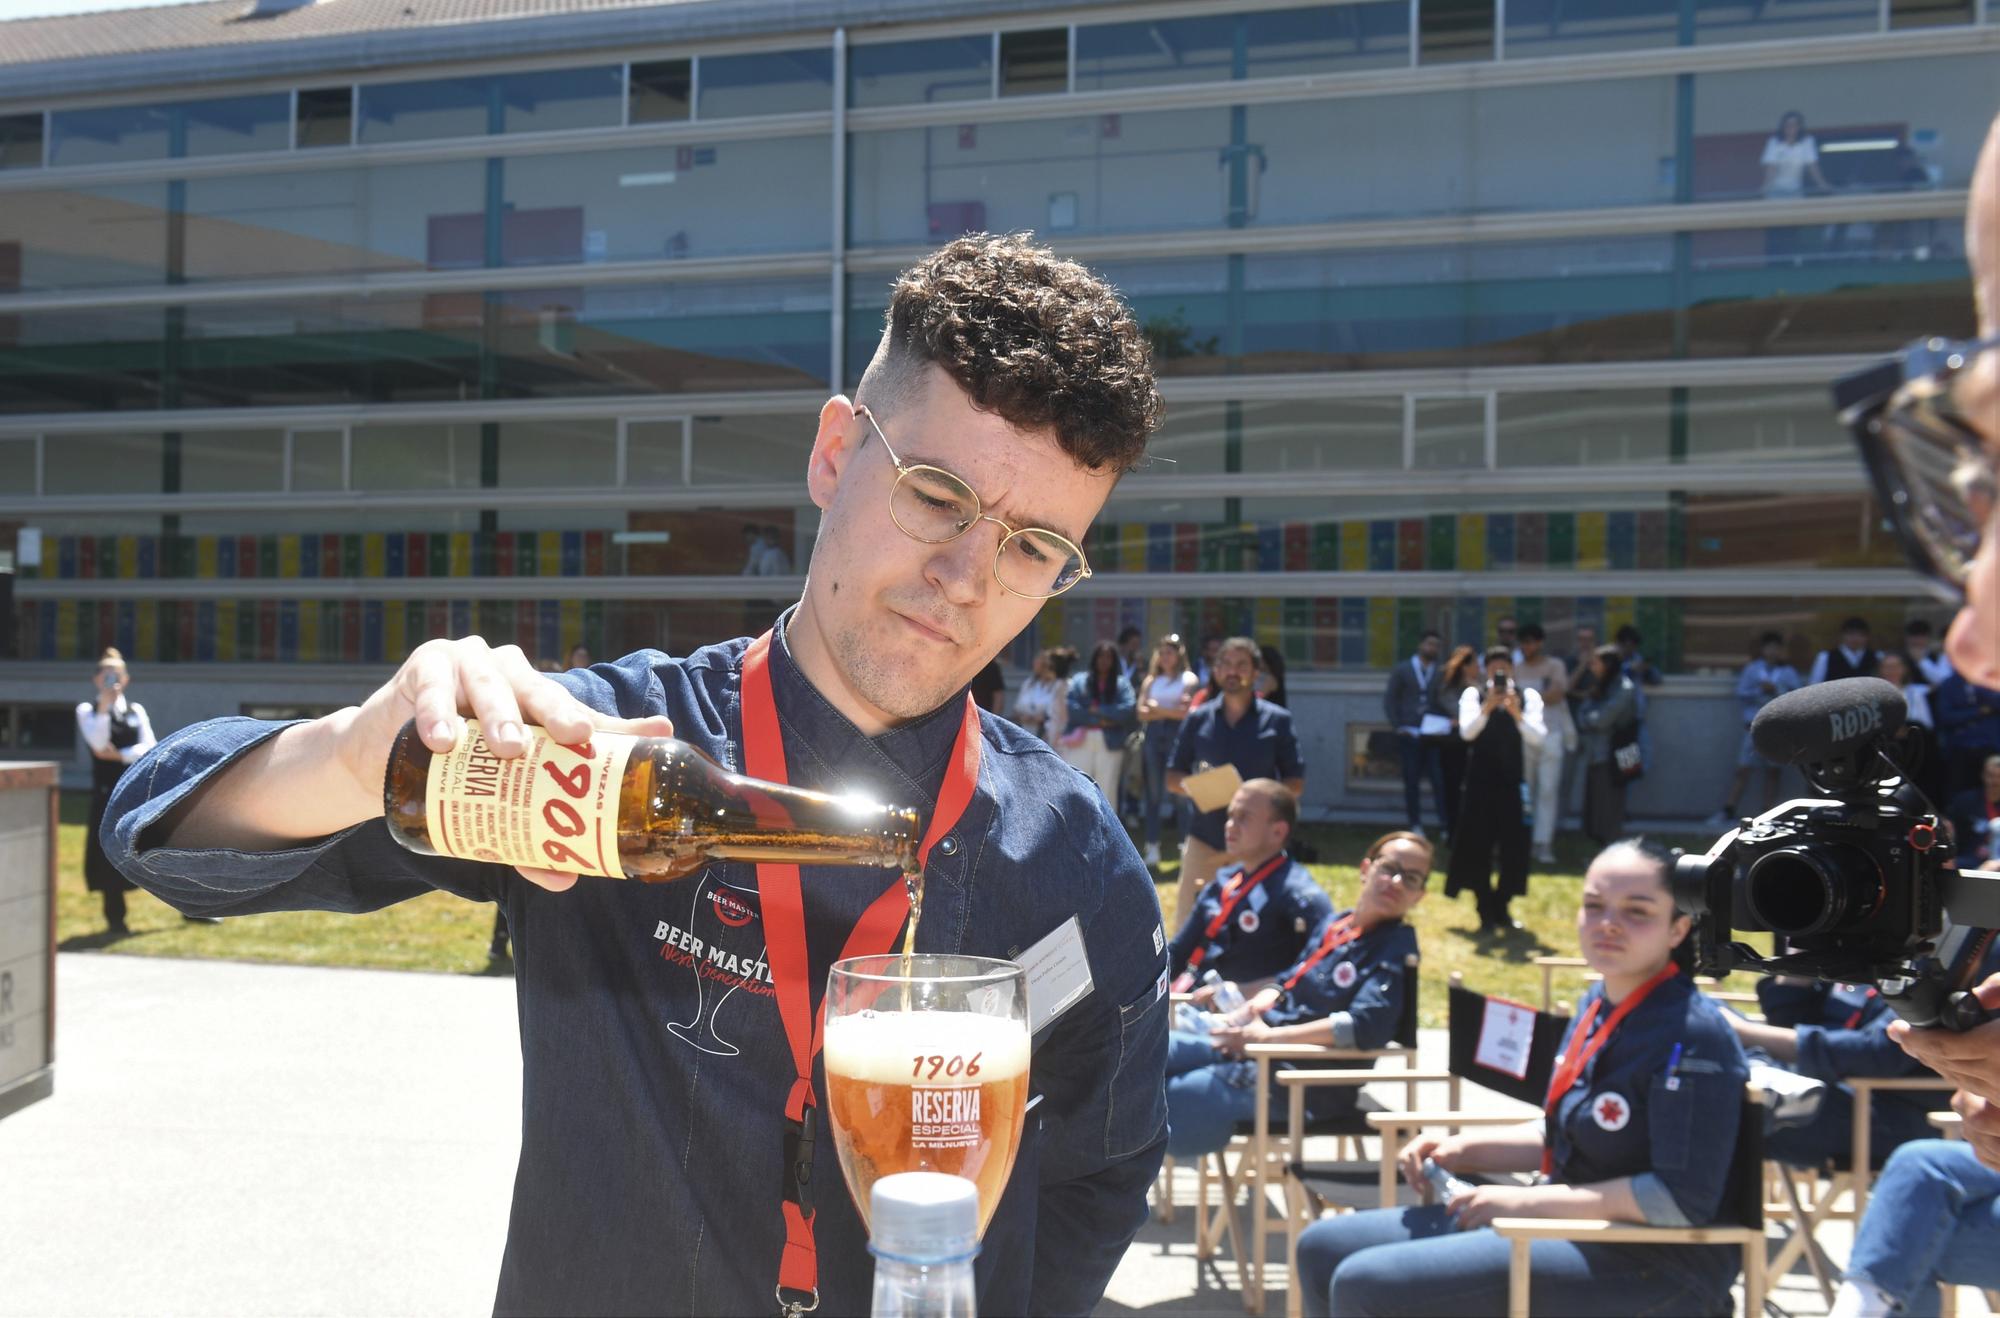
[1163,831,1429,1159]
[1295,839,1750,1318]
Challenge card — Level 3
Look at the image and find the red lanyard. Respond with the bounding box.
[1540,963,1678,1175]
[1281,913,1361,992]
[1843,986,1879,1031]
[740,630,982,1315]
[1181,854,1288,979]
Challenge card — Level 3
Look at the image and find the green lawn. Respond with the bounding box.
[55,792,1725,1021]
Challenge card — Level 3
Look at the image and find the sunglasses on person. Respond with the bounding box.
[1836,335,2000,606]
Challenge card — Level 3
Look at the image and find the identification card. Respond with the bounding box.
[1018,916,1095,1037]
[1474,996,1537,1081]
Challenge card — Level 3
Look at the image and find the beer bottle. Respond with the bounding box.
[383,719,920,881]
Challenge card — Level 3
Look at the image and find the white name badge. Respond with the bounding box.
[1474,997,1537,1081]
[1018,916,1095,1037]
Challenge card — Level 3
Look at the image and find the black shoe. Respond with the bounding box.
[107,922,131,938]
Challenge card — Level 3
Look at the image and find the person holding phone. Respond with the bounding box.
[76,647,155,936]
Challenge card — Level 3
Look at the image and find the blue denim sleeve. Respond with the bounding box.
[1274,709,1304,780]
[102,717,505,917]
[1794,1018,1927,1083]
[1755,979,1822,1029]
[1642,1007,1748,1224]
[1029,789,1169,1315]
[1343,931,1414,1051]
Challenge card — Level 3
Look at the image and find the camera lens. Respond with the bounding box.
[1670,853,1718,919]
[1742,844,1885,937]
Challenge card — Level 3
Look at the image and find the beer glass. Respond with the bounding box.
[823,954,1030,1233]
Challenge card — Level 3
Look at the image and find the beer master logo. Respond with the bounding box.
[656,870,775,1057]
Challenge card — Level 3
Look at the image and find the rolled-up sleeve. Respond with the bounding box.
[1641,1055,1742,1225]
[104,716,503,918]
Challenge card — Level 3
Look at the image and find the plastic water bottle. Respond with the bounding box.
[1201,970,1251,1029]
[870,1172,979,1318]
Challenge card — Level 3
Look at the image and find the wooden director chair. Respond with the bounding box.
[1535,955,1762,1015]
[1191,953,1424,1316]
[1275,979,1569,1318]
[1492,1085,1770,1318]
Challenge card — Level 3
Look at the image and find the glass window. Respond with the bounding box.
[181,429,285,493]
[177,294,482,409]
[1682,386,1852,462]
[630,59,692,124]
[1152,398,1406,474]
[350,422,483,491]
[496,418,618,488]
[47,94,290,167]
[1420,0,1495,63]
[296,87,354,148]
[1891,0,1975,28]
[358,66,622,143]
[0,113,43,170]
[0,182,171,292]
[999,28,1069,96]
[42,434,161,494]
[849,36,994,107]
[0,305,164,413]
[1412,397,1486,469]
[1679,597,1920,674]
[289,429,346,490]
[499,137,830,264]
[1685,226,1972,357]
[1684,491,1898,570]
[697,49,833,119]
[181,159,484,283]
[690,413,814,484]
[0,438,35,492]
[1504,0,1879,56]
[626,419,685,485]
[1497,391,1672,466]
[490,278,830,399]
[1690,55,1999,202]
[1075,6,1409,89]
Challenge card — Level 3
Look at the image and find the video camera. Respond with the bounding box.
[1672,677,2000,1030]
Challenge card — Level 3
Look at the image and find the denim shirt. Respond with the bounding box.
[103,614,1170,1317]
[1755,979,1946,1115]
[1548,974,1748,1280]
[1260,910,1415,1050]
[1167,856,1331,987]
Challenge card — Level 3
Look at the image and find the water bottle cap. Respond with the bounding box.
[868,1172,981,1266]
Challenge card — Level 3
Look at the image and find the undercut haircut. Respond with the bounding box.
[857,233,1163,473]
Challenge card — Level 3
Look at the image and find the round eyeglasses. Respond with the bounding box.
[856,405,1093,600]
[1836,335,2000,605]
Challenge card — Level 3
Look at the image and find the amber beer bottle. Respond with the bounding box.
[383,719,921,881]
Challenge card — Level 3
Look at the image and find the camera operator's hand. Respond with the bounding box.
[1890,973,2000,1170]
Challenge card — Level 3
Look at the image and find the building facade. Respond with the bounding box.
[0,0,1988,809]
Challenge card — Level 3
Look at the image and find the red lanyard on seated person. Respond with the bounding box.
[1539,962,1678,1175]
[1281,913,1361,992]
[740,631,981,1317]
[1182,854,1288,979]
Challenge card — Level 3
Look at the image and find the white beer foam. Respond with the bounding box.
[824,1009,1030,1084]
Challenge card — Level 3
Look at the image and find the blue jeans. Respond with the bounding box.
[1164,1029,1257,1158]
[1142,721,1187,848]
[1847,1139,2000,1315]
[1296,1206,1734,1317]
[1396,734,1446,833]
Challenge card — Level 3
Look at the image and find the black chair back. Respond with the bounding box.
[1445,984,1570,1107]
[1393,953,1421,1050]
[1724,1087,1767,1231]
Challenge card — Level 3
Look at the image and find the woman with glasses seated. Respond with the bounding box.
[1293,839,1749,1318]
[1161,831,1429,1160]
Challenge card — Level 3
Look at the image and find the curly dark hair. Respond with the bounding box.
[857,233,1162,473]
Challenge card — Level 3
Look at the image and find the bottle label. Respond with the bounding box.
[425,723,636,878]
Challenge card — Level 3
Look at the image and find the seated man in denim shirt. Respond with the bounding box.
[1168,779,1329,995]
[101,236,1170,1318]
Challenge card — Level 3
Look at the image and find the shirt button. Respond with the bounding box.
[937,835,959,857]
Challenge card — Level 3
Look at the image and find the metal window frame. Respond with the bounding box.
[283,425,350,493]
[615,413,695,489]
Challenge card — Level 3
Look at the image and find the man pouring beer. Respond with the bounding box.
[102,235,1171,1316]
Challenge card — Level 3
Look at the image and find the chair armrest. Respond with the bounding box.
[1170,992,1195,1005]
[1532,957,1588,970]
[1366,1111,1539,1129]
[1930,1111,1963,1135]
[1275,1068,1455,1089]
[1848,1076,1957,1093]
[1243,1043,1395,1061]
[1489,1218,1759,1245]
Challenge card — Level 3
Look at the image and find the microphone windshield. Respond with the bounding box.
[1751,677,1907,767]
